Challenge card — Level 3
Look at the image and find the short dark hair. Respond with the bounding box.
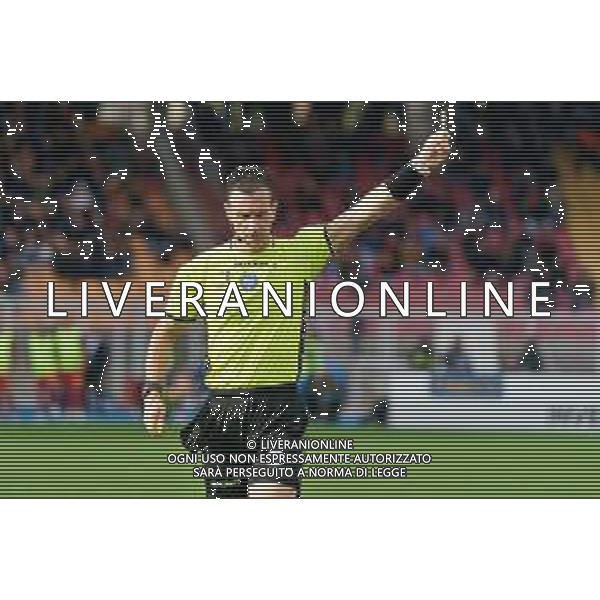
[225,165,273,198]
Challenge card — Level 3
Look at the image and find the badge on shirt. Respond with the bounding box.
[227,260,278,292]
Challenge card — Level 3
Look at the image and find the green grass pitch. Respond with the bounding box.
[1,423,599,498]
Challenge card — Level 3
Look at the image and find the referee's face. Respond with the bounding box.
[225,186,277,252]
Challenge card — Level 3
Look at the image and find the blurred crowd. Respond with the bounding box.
[2,101,597,299]
[0,102,192,293]
[0,101,598,422]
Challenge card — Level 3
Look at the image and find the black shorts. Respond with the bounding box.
[180,383,309,497]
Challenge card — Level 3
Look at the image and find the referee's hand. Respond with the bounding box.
[143,391,167,436]
[411,130,451,175]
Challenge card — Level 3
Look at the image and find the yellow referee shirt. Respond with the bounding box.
[165,224,333,390]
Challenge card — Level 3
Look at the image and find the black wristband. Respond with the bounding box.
[142,381,165,399]
[385,164,425,201]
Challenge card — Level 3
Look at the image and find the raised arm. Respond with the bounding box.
[326,130,451,254]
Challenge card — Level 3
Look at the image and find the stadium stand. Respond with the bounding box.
[0,101,597,422]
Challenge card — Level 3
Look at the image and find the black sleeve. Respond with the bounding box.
[385,164,425,201]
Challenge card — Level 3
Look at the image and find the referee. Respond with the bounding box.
[143,130,450,498]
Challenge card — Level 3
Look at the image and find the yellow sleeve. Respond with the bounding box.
[293,224,334,280]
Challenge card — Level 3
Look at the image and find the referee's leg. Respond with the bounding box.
[248,483,298,498]
[181,394,251,499]
[247,384,309,499]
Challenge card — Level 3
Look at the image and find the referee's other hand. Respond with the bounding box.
[143,391,167,436]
